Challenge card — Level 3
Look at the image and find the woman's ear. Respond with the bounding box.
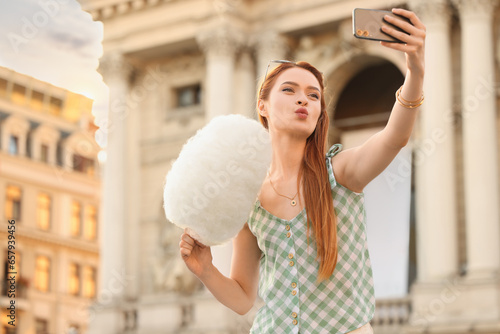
[258,99,267,117]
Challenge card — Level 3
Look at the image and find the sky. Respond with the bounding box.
[0,0,108,146]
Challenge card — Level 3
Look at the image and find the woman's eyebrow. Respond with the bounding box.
[280,81,320,92]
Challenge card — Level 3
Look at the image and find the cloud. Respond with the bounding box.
[43,3,102,55]
[0,0,107,124]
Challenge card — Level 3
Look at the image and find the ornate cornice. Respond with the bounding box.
[196,26,245,58]
[83,0,166,21]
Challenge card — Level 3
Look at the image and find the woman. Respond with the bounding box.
[179,8,426,333]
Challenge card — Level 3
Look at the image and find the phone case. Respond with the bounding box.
[352,8,412,44]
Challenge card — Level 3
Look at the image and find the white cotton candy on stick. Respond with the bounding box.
[163,114,272,246]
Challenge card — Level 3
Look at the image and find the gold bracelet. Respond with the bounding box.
[396,85,424,109]
[397,86,424,104]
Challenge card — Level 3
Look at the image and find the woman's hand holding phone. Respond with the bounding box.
[353,8,426,76]
[379,8,426,76]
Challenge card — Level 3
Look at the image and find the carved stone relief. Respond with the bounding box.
[151,205,202,294]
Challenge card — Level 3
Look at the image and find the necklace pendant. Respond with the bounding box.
[291,200,297,206]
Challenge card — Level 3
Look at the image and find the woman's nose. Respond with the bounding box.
[297,99,307,106]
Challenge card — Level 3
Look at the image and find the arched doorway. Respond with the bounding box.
[326,56,405,141]
[326,56,417,299]
[334,62,403,130]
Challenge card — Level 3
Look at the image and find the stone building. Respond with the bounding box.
[0,66,101,334]
[82,0,500,333]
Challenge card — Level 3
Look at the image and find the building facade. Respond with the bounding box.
[0,66,101,334]
[82,0,500,333]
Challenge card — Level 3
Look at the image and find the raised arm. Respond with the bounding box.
[179,223,261,315]
[332,8,426,193]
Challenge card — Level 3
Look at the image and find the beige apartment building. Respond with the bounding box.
[82,0,500,333]
[0,66,101,334]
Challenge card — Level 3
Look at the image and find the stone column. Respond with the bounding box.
[255,30,289,83]
[410,0,458,283]
[87,52,132,334]
[453,0,500,280]
[234,51,256,118]
[197,26,244,120]
[407,1,462,329]
[124,69,143,299]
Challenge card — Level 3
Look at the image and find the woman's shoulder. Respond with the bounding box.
[327,144,364,194]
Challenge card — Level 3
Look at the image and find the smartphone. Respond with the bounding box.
[352,8,412,43]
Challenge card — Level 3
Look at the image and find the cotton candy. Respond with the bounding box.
[163,114,271,246]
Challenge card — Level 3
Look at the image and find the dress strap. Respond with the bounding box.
[325,144,343,189]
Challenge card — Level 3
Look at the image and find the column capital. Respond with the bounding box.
[254,30,289,60]
[196,25,245,58]
[409,0,452,26]
[254,30,290,78]
[98,52,134,84]
[452,0,499,19]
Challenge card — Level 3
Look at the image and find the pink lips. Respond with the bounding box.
[295,107,308,119]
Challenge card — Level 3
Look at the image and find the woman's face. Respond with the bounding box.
[260,67,322,139]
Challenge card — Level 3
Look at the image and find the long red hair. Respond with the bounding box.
[258,61,338,282]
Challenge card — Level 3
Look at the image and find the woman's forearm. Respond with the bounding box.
[383,69,424,148]
[199,264,255,315]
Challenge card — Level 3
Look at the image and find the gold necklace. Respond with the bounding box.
[268,171,299,206]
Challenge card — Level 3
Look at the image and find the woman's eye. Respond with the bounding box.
[309,93,319,99]
[282,87,294,92]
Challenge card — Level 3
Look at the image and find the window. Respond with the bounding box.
[30,90,44,110]
[40,144,49,163]
[73,154,95,176]
[82,266,96,298]
[35,255,50,292]
[5,185,21,221]
[35,318,48,334]
[8,135,18,155]
[68,263,80,296]
[48,97,62,116]
[84,205,97,240]
[36,193,51,231]
[70,201,82,237]
[175,84,201,107]
[11,84,26,105]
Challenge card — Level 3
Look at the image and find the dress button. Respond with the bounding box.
[291,282,297,288]
[293,319,298,325]
[288,253,294,259]
[289,261,294,267]
[286,232,291,238]
[292,312,297,318]
[286,225,291,231]
[292,290,297,296]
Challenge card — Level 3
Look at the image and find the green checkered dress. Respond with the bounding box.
[247,144,375,334]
